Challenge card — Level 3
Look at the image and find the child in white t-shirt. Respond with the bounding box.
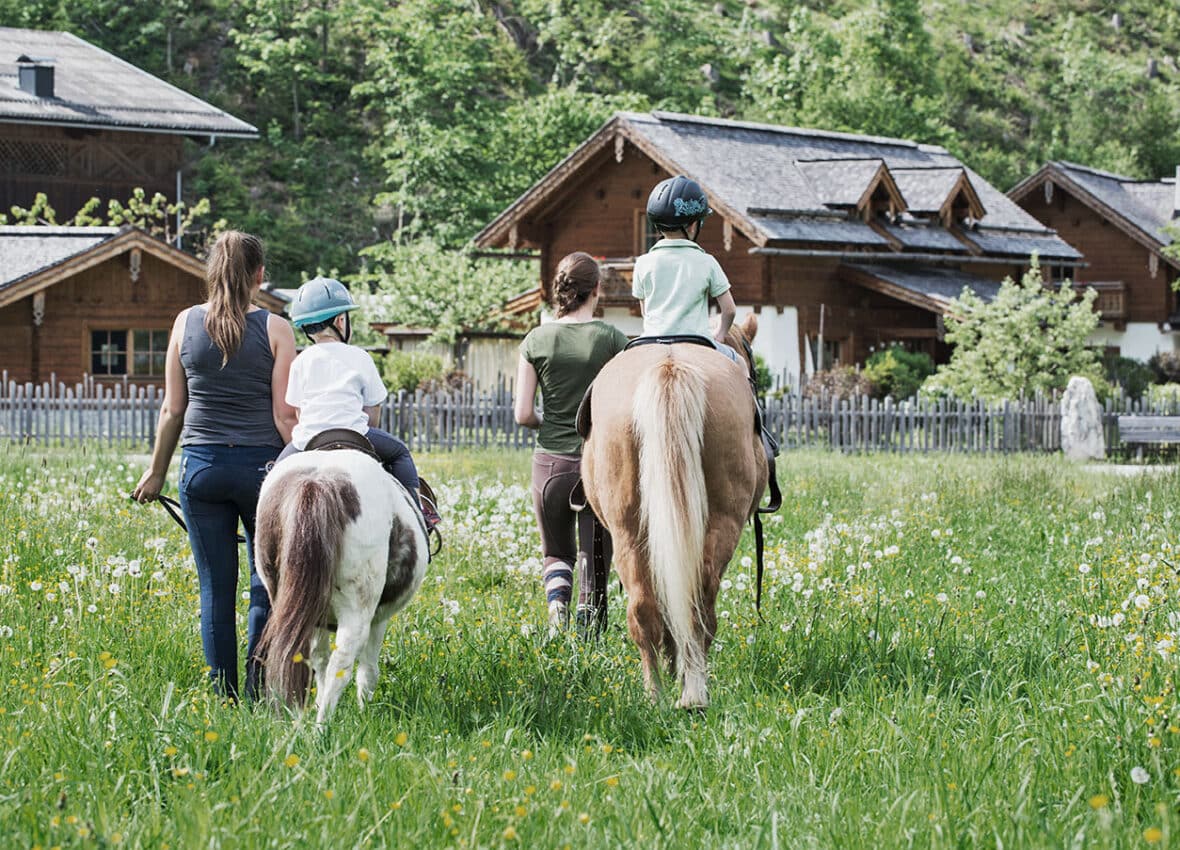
[633,175,739,362]
[277,277,439,529]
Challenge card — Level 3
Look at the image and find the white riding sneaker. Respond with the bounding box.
[547,600,569,637]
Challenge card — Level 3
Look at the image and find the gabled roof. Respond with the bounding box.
[0,27,257,138]
[476,110,1076,261]
[0,226,286,312]
[891,167,986,222]
[796,158,904,212]
[1009,161,1177,253]
[842,263,1004,314]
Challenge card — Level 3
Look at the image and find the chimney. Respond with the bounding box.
[16,55,54,98]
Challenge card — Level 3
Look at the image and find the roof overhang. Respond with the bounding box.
[840,263,1002,315]
[0,226,286,313]
[1009,163,1177,265]
[0,116,259,139]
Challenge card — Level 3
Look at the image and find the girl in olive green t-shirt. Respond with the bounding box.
[514,252,628,636]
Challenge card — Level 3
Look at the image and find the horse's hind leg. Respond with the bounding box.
[316,614,371,725]
[678,519,742,710]
[624,577,665,701]
[355,608,393,709]
[309,628,332,700]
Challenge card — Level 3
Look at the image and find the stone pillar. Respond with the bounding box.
[1060,376,1105,461]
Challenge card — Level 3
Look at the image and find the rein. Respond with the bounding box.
[140,493,248,545]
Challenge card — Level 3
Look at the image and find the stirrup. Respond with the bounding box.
[418,478,443,557]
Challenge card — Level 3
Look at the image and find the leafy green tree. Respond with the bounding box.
[355,240,537,345]
[2,191,220,254]
[864,346,935,400]
[743,1,949,144]
[922,264,1103,401]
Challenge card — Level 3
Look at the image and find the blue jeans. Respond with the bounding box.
[179,443,280,701]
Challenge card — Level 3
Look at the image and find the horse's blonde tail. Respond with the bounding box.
[632,354,709,683]
[255,469,357,707]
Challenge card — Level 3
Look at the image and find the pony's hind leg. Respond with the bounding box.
[355,609,393,709]
[309,628,332,701]
[624,584,665,702]
[316,615,371,725]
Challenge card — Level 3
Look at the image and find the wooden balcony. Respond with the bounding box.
[1073,280,1126,320]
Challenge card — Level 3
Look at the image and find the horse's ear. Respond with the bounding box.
[741,313,758,344]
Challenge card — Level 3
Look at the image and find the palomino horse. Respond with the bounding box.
[581,315,768,709]
[253,448,428,724]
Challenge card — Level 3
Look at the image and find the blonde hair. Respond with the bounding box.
[204,231,265,365]
[551,252,600,317]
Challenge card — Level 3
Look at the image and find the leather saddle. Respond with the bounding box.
[304,428,382,463]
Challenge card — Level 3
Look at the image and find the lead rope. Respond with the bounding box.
[137,493,248,545]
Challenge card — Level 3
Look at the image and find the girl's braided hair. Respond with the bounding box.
[551,252,600,317]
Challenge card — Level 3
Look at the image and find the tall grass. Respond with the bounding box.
[1,444,1178,848]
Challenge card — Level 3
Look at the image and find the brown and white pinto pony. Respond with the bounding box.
[581,315,767,709]
[253,449,428,724]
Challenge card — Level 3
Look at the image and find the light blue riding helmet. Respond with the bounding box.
[289,276,358,328]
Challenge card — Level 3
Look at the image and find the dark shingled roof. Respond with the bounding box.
[890,167,965,214]
[477,111,1079,261]
[845,263,1004,308]
[796,158,885,207]
[624,112,1064,246]
[1042,162,1176,246]
[881,221,965,252]
[0,225,119,288]
[0,27,257,137]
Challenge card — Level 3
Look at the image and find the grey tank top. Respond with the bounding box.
[179,306,283,448]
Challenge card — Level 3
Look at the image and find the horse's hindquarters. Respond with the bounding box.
[254,450,428,722]
[583,346,763,708]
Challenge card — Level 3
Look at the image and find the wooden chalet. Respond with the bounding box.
[0,226,286,384]
[0,26,256,217]
[1009,162,1180,361]
[475,111,1080,386]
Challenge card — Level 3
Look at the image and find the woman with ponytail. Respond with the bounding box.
[133,231,297,702]
[514,252,628,635]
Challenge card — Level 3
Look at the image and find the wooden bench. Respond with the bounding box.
[1117,415,1180,457]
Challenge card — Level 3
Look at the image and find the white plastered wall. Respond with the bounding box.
[1089,323,1180,361]
[587,304,802,391]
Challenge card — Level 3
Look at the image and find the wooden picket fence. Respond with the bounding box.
[0,371,1175,454]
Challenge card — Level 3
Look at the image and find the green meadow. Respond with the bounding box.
[2,445,1179,848]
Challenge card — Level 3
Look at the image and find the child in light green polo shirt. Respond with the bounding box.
[632,175,739,361]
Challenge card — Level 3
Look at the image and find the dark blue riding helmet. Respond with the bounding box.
[646,175,713,230]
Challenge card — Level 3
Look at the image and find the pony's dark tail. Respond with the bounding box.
[254,469,357,707]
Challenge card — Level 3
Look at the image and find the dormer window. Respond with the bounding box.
[796,158,907,223]
[891,167,986,229]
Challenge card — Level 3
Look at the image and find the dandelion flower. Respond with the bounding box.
[204,731,219,743]
[358,748,370,763]
[1144,827,1163,843]
[395,732,408,747]
[285,754,300,768]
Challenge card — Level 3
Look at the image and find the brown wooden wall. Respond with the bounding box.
[531,142,767,305]
[0,124,183,218]
[0,250,204,384]
[1016,186,1178,323]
